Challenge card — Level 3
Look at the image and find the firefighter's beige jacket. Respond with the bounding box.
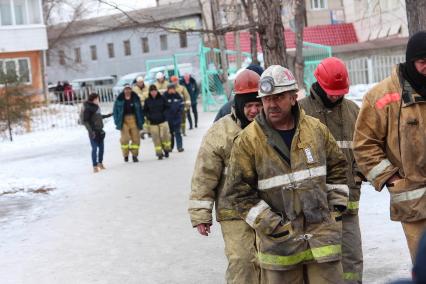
[299,90,361,214]
[224,106,348,271]
[188,113,242,227]
[353,65,426,222]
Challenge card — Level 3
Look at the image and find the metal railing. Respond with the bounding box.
[344,54,405,85]
[0,87,115,141]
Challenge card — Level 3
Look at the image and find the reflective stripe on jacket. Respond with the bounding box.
[299,90,361,214]
[188,114,242,227]
[224,106,348,270]
[353,65,426,222]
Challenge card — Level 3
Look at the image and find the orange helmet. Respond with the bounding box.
[314,57,349,96]
[170,75,179,83]
[234,69,260,95]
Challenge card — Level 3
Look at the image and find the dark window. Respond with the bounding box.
[179,32,188,48]
[123,40,131,56]
[160,35,168,51]
[74,47,81,63]
[59,50,66,65]
[108,43,115,58]
[18,59,30,82]
[141,37,149,53]
[90,45,97,61]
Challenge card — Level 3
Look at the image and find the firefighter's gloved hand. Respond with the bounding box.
[196,223,212,236]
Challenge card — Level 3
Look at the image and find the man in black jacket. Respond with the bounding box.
[143,85,172,160]
[82,93,112,172]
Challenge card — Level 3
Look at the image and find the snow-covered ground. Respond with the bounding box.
[0,108,411,284]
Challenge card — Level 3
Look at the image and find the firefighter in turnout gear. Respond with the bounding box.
[189,69,263,284]
[133,76,150,139]
[170,75,191,136]
[224,65,349,284]
[353,31,426,262]
[113,84,144,162]
[154,72,169,94]
[299,57,363,284]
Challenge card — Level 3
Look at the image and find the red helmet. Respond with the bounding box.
[314,57,349,96]
[234,69,260,94]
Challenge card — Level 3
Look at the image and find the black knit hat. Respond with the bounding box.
[406,30,426,62]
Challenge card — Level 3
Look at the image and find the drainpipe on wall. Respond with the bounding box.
[41,50,48,102]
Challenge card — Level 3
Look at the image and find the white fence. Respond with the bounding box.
[345,54,405,85]
[0,88,115,141]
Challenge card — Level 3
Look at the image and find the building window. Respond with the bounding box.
[123,40,131,56]
[59,50,66,65]
[141,37,149,53]
[0,58,31,83]
[90,45,97,61]
[179,32,187,48]
[160,35,168,51]
[0,0,41,26]
[74,47,81,63]
[311,0,327,10]
[107,43,115,58]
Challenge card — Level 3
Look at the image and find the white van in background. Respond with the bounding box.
[144,63,198,85]
[113,72,146,96]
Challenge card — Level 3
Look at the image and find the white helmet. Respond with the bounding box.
[136,76,144,82]
[258,65,298,98]
[155,72,164,80]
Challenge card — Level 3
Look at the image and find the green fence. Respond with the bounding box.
[143,41,331,112]
[303,42,332,91]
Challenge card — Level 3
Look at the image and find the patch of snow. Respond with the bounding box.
[0,177,57,196]
[347,83,377,106]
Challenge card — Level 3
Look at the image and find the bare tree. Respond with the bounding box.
[241,0,259,64]
[294,0,306,89]
[405,0,426,36]
[255,0,288,68]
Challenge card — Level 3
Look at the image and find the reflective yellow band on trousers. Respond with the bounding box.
[129,144,140,149]
[121,144,129,149]
[347,201,360,210]
[343,272,361,281]
[258,245,341,266]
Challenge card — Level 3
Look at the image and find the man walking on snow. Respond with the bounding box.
[299,57,363,283]
[353,31,426,262]
[188,69,263,284]
[224,65,348,284]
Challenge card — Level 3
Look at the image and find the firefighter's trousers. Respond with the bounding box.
[402,218,426,262]
[149,122,171,156]
[260,261,344,284]
[220,220,260,284]
[342,213,363,283]
[181,111,187,135]
[120,115,140,157]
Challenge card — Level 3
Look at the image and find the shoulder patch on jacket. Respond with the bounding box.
[375,93,400,109]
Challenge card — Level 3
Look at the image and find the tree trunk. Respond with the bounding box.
[255,0,288,68]
[405,0,426,36]
[294,0,306,90]
[235,31,242,69]
[211,0,231,96]
[5,83,13,142]
[241,0,259,64]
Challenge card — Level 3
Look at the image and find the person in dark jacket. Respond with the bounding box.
[113,84,144,162]
[163,83,184,152]
[180,73,199,129]
[82,93,112,172]
[214,64,264,122]
[143,85,172,160]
